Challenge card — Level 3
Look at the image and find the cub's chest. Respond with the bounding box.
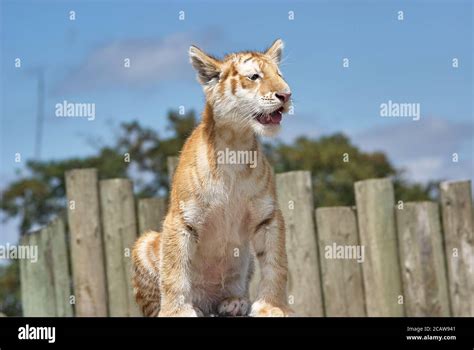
[181,157,276,251]
[189,180,274,231]
[190,196,256,291]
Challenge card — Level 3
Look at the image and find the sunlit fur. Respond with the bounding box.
[190,39,292,137]
[132,40,294,317]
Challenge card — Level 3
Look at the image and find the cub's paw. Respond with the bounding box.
[159,305,204,317]
[217,297,250,317]
[249,300,295,317]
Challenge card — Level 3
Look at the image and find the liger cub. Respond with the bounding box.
[132,39,294,317]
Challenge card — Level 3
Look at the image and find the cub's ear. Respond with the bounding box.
[189,46,221,85]
[265,39,284,65]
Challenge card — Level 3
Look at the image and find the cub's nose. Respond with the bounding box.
[275,92,292,103]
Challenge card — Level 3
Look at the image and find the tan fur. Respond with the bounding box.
[132,39,294,317]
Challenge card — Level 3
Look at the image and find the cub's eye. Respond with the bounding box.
[248,74,260,81]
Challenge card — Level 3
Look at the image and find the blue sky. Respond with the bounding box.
[1,0,473,245]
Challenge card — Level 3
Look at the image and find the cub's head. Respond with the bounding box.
[189,39,292,137]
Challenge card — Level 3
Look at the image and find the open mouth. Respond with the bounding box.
[254,107,284,125]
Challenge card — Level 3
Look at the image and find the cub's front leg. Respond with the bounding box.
[158,222,202,317]
[251,209,295,317]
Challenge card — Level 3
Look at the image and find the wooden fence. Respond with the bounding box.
[19,159,473,317]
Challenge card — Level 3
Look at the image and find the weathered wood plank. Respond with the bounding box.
[19,234,33,316]
[100,179,141,317]
[48,217,74,317]
[19,235,31,316]
[65,169,108,316]
[248,256,261,303]
[396,202,450,316]
[138,197,167,234]
[316,207,366,316]
[274,171,324,316]
[167,156,179,184]
[440,180,474,316]
[20,229,56,316]
[354,178,404,316]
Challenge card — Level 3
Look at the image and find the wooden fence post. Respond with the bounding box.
[354,178,404,316]
[19,235,30,316]
[167,156,179,184]
[396,202,450,316]
[65,169,108,316]
[440,180,474,316]
[316,207,366,316]
[138,198,167,234]
[100,179,141,317]
[249,255,261,303]
[48,217,74,316]
[19,229,56,316]
[274,171,324,316]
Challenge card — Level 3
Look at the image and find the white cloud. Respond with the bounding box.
[54,32,218,94]
[273,112,473,184]
[403,157,444,182]
[351,117,473,183]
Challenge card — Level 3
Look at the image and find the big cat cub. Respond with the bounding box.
[132,39,294,317]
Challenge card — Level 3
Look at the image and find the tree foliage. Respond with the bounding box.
[0,109,435,316]
[0,260,21,316]
[1,110,197,235]
[1,110,434,234]
[266,134,434,207]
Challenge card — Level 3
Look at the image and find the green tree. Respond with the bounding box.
[114,110,197,197]
[1,110,197,235]
[1,112,433,234]
[267,134,432,207]
[0,109,435,316]
[0,260,21,316]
